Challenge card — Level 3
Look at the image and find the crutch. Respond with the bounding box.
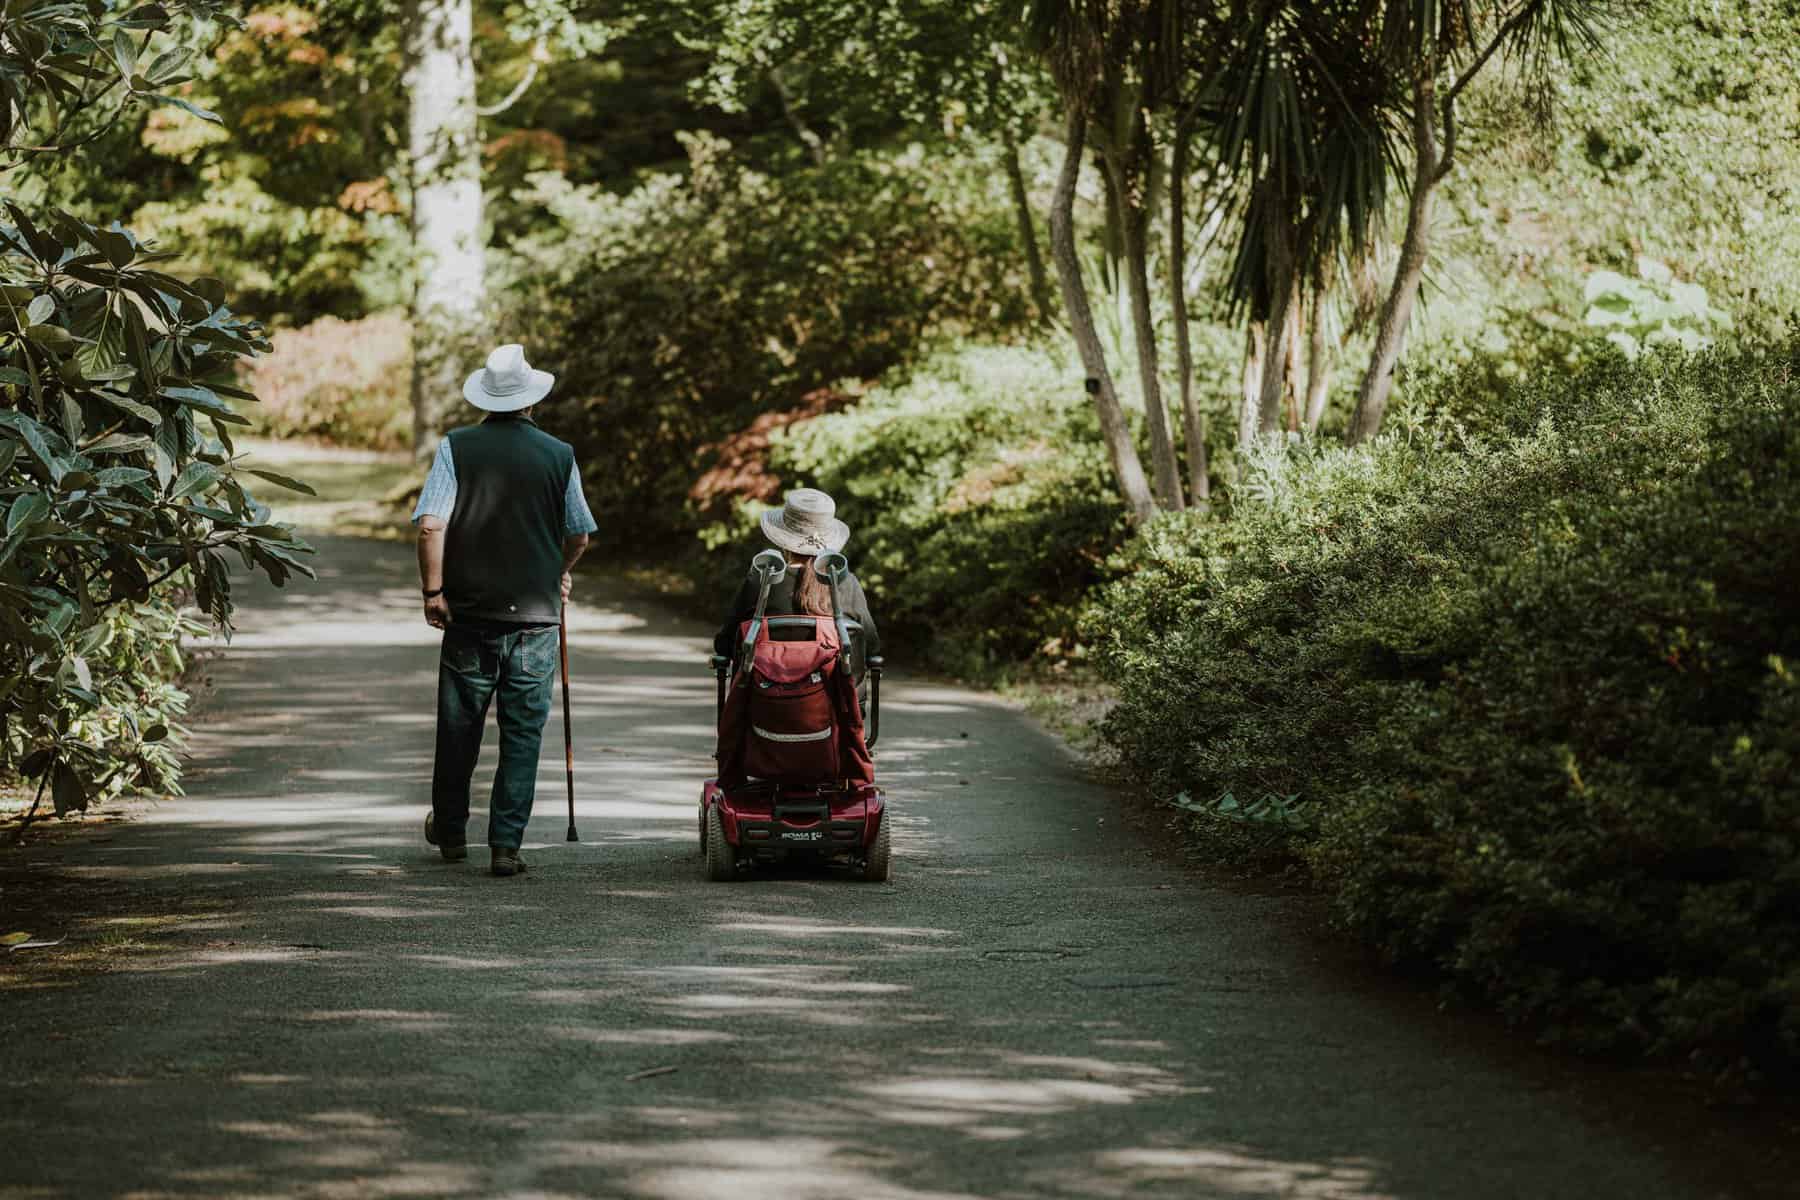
[738,549,788,677]
[811,551,852,652]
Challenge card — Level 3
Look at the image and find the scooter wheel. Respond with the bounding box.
[705,804,740,882]
[860,816,891,883]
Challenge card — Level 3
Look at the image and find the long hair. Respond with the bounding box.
[784,550,834,617]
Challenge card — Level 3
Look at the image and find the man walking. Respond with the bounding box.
[412,344,597,876]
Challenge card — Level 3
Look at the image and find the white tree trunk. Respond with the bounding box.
[1109,140,1183,512]
[1049,112,1156,524]
[1256,258,1296,441]
[1237,320,1266,452]
[405,0,484,458]
[1304,286,1332,434]
[1350,72,1440,445]
[1169,119,1207,507]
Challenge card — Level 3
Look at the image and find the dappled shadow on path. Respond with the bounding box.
[1,537,1693,1199]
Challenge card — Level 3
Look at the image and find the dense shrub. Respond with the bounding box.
[2,206,315,821]
[242,312,411,450]
[706,343,1128,674]
[1088,345,1800,1076]
[504,138,1033,549]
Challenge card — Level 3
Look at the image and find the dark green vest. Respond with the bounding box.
[442,416,573,624]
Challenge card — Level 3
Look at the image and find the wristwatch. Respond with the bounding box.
[422,587,445,599]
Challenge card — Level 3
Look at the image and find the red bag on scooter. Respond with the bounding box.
[718,617,874,789]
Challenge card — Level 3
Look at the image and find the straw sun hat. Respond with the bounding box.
[761,488,850,555]
[464,344,555,412]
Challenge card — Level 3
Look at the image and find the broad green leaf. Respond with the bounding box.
[145,48,189,86]
[51,760,85,816]
[244,468,317,496]
[3,204,59,264]
[7,492,50,536]
[118,6,172,31]
[188,277,226,307]
[25,294,53,325]
[162,385,247,424]
[25,323,74,352]
[146,94,221,123]
[93,227,135,269]
[97,392,162,425]
[169,460,219,500]
[111,29,138,80]
[46,602,77,635]
[61,391,84,445]
[95,466,151,488]
[152,416,179,486]
[86,433,154,455]
[0,409,63,470]
[74,297,125,376]
[0,367,30,387]
[123,300,158,392]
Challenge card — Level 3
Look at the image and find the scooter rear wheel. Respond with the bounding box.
[705,804,740,882]
[860,816,891,883]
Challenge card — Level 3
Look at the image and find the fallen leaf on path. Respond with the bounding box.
[624,1066,678,1082]
[3,931,30,946]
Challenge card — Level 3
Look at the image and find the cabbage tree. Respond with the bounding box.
[1347,0,1609,443]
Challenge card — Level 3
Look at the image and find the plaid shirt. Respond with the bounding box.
[411,435,598,536]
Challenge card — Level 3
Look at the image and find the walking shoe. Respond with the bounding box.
[491,848,528,877]
[424,812,467,862]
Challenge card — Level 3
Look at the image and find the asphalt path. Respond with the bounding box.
[3,535,1722,1199]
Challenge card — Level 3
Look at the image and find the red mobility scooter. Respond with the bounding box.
[700,549,889,882]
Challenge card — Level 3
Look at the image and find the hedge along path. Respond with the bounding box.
[0,532,1751,1199]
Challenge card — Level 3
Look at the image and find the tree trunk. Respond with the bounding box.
[1350,72,1440,445]
[404,0,484,459]
[1097,151,1123,299]
[1048,111,1156,524]
[1282,286,1302,432]
[1255,252,1296,441]
[1001,127,1053,324]
[1303,286,1332,434]
[1237,320,1266,452]
[1169,115,1207,506]
[1108,132,1182,511]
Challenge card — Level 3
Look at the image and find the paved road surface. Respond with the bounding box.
[3,536,1719,1198]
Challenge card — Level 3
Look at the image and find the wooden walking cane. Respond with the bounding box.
[560,602,578,842]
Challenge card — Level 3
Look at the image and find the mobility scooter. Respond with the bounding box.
[699,549,889,882]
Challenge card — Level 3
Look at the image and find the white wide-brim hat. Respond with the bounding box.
[761,487,850,555]
[464,343,554,412]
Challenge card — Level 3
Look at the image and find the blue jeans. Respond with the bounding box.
[431,623,559,851]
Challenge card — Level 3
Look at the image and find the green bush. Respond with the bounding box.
[721,342,1128,673]
[504,138,1033,550]
[2,208,314,819]
[242,312,411,450]
[1087,344,1800,1076]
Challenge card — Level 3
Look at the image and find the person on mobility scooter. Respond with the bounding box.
[700,489,889,882]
